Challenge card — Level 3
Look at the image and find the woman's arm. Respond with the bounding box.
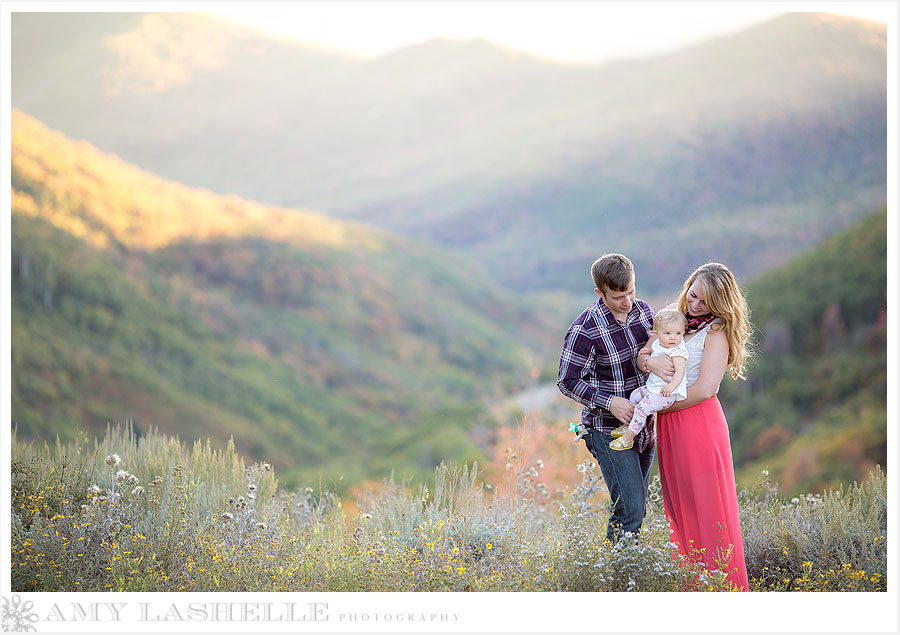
[638,303,679,376]
[659,328,728,413]
[636,335,657,371]
[637,335,669,377]
[641,339,677,378]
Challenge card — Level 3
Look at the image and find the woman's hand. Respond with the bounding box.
[647,354,675,379]
[637,336,659,375]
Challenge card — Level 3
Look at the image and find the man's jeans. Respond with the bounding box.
[584,427,655,542]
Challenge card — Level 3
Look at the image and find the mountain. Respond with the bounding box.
[718,208,886,495]
[10,110,563,489]
[11,12,887,295]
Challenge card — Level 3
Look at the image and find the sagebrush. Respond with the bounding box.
[10,425,886,592]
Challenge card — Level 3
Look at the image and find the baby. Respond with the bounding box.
[610,308,689,451]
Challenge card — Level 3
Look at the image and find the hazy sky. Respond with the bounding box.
[213,1,894,64]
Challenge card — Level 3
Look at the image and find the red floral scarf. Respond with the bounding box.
[686,312,716,334]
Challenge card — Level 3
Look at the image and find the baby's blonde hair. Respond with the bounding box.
[653,308,687,332]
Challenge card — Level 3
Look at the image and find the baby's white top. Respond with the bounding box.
[646,339,689,400]
[683,320,721,395]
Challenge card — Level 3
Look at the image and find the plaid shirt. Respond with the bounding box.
[557,297,656,452]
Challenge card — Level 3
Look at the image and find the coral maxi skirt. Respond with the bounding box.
[657,397,750,591]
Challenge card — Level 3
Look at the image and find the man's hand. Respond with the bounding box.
[647,355,675,380]
[609,396,635,425]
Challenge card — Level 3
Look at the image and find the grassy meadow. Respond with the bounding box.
[11,424,886,593]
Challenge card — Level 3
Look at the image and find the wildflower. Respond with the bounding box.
[80,505,89,516]
[537,460,544,469]
[87,484,101,496]
[174,464,186,472]
[247,492,257,500]
[248,484,257,492]
[128,475,139,485]
[304,487,313,494]
[263,463,271,472]
[505,463,513,470]
[132,486,145,496]
[256,522,267,530]
[361,513,373,520]
[222,512,234,521]
[115,470,129,483]
[105,454,121,467]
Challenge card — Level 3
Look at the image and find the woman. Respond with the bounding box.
[637,262,751,591]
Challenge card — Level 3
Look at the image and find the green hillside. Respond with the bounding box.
[11,12,887,295]
[718,209,887,495]
[10,110,562,489]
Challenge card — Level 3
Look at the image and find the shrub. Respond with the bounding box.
[741,466,886,591]
[10,424,887,592]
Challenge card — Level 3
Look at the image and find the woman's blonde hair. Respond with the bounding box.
[678,263,753,380]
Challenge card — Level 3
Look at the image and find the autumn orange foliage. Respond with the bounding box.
[480,413,609,503]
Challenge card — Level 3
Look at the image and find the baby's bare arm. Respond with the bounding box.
[668,356,687,385]
[661,356,687,396]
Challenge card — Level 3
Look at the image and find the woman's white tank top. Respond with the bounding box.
[683,320,721,394]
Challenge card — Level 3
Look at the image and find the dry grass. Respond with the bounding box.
[11,424,886,592]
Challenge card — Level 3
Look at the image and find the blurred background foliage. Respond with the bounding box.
[721,209,887,494]
[11,110,561,488]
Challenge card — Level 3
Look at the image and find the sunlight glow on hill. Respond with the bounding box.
[11,110,384,252]
[104,13,237,95]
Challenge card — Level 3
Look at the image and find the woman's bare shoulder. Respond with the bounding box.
[704,326,728,346]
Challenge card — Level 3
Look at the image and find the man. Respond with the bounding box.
[557,253,656,542]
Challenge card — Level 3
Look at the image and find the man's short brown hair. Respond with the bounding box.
[591,254,634,293]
